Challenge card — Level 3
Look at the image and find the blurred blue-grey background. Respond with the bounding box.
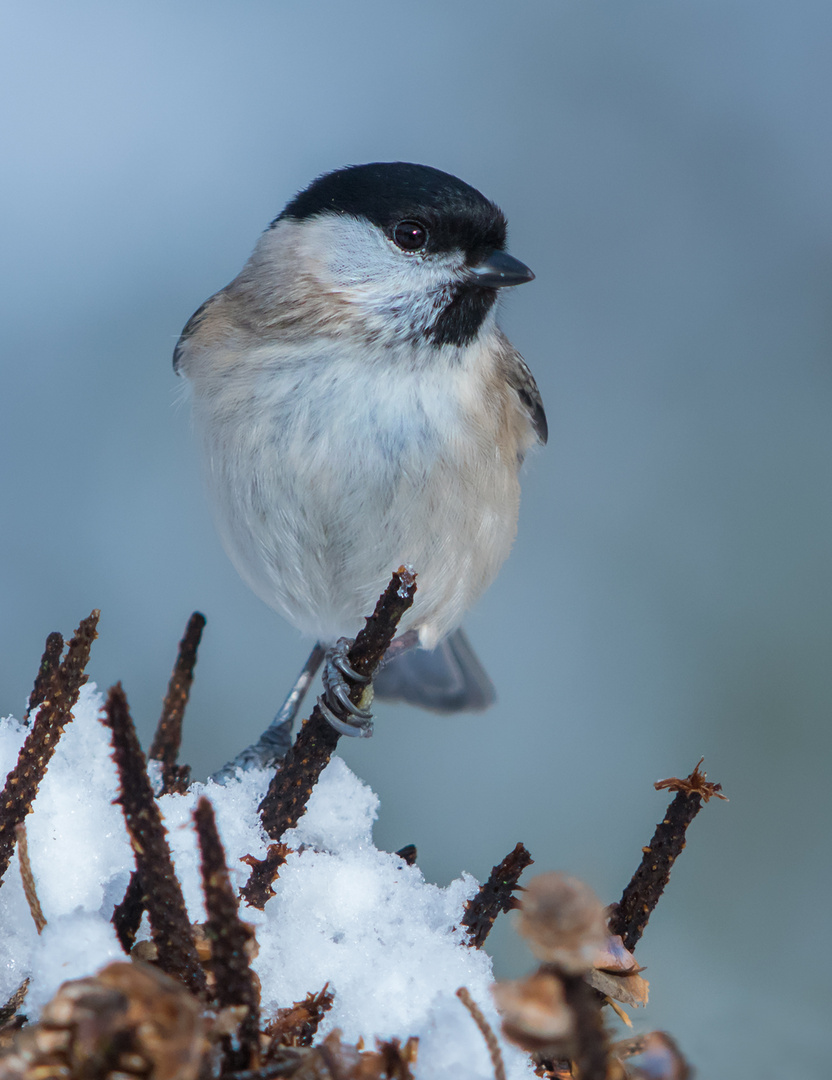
[2,2,830,1075]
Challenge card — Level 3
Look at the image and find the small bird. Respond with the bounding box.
[175,162,545,741]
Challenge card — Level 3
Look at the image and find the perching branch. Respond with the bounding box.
[242,567,417,909]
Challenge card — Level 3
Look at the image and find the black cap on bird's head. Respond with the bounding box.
[276,162,532,280]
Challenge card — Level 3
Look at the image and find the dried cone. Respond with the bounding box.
[491,971,574,1056]
[586,933,649,1008]
[0,962,206,1080]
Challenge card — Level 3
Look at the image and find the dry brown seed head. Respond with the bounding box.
[517,873,607,972]
[491,971,574,1054]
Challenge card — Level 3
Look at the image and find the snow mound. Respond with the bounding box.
[0,686,534,1079]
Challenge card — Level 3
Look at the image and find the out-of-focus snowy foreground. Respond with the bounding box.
[0,684,529,1080]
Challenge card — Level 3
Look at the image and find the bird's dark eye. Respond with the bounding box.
[392,220,428,252]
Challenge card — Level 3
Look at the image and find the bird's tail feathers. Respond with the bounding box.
[373,627,495,713]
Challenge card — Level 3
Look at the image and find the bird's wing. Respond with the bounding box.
[173,293,223,373]
[502,339,548,446]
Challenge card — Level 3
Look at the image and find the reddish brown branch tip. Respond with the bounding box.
[149,612,206,795]
[0,611,99,887]
[654,756,728,803]
[102,683,207,997]
[609,758,726,953]
[25,631,64,722]
[242,567,417,910]
[194,796,260,1071]
[462,842,534,947]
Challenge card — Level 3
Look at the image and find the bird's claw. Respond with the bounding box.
[319,637,374,737]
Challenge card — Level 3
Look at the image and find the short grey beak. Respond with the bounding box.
[469,249,535,288]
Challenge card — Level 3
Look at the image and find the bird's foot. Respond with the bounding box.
[318,637,374,737]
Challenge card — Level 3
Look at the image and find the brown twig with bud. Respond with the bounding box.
[462,842,534,948]
[194,796,260,1072]
[0,612,99,887]
[149,613,206,795]
[102,683,207,997]
[113,617,206,951]
[24,632,64,723]
[608,758,726,953]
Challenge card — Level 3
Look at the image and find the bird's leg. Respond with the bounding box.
[210,641,326,782]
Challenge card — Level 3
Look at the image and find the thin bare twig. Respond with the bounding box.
[0,981,29,1028]
[14,823,46,934]
[457,987,506,1080]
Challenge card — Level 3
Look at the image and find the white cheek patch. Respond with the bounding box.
[296,213,463,301]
